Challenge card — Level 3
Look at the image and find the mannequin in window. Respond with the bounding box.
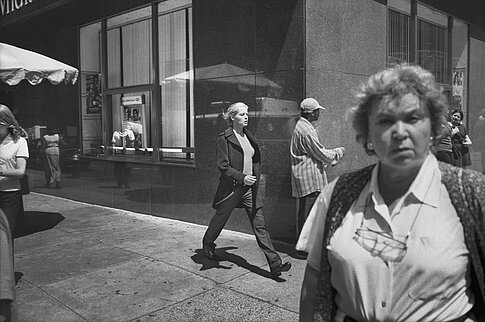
[111,122,135,148]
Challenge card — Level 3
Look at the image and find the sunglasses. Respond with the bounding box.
[354,226,409,262]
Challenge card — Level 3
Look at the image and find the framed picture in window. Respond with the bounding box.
[86,74,102,114]
[452,69,465,111]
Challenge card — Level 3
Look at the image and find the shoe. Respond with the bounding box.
[203,249,221,261]
[271,262,291,276]
[295,250,308,260]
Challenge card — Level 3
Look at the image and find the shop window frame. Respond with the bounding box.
[386,1,451,87]
[79,1,195,166]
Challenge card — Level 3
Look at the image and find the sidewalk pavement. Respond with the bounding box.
[13,192,305,321]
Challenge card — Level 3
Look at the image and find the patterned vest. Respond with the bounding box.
[313,162,485,321]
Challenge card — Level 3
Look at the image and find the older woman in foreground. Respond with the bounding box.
[298,65,485,321]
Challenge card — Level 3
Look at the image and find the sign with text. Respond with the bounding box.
[1,0,35,16]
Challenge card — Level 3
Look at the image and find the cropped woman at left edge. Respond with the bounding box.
[0,104,29,237]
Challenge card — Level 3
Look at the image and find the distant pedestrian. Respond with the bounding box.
[434,120,455,164]
[450,109,471,168]
[290,98,345,259]
[202,102,291,277]
[42,126,62,189]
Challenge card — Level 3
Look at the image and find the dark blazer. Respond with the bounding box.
[212,127,262,209]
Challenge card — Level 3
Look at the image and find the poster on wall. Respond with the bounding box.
[86,74,102,114]
[452,69,465,111]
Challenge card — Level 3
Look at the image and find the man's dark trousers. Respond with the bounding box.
[296,191,320,237]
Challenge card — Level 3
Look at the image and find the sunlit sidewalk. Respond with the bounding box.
[13,192,304,321]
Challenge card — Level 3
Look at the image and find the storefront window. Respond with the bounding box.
[387,2,449,84]
[80,2,195,164]
[158,0,194,160]
[109,92,152,156]
[417,19,448,84]
[104,6,154,160]
[107,6,152,88]
[80,22,103,157]
[388,9,410,65]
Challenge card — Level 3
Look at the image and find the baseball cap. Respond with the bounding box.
[300,98,325,113]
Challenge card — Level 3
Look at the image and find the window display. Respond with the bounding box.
[119,95,146,149]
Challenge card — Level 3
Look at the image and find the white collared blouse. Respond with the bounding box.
[301,154,475,322]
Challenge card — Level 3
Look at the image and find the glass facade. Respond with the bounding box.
[79,0,303,168]
[417,19,448,84]
[75,0,304,240]
[159,1,194,160]
[388,9,410,64]
[388,2,450,85]
[417,4,449,85]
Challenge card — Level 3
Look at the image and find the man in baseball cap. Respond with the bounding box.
[300,97,326,113]
[290,97,345,259]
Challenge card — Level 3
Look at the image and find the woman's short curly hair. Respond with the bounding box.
[351,64,448,155]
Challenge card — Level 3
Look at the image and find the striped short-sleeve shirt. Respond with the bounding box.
[290,117,337,198]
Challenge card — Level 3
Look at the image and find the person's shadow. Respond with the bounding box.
[12,211,64,285]
[14,211,65,238]
[191,246,286,282]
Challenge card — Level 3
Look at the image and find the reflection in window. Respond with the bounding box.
[388,9,410,65]
[417,19,448,84]
[110,92,152,156]
[79,22,103,156]
[107,6,152,88]
[387,4,449,85]
[159,0,193,160]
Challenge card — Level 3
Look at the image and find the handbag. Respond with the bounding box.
[20,174,30,195]
[463,135,472,145]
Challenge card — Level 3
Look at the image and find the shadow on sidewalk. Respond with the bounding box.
[14,211,65,238]
[124,187,192,204]
[191,247,286,282]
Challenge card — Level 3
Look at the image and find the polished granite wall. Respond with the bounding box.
[305,0,387,178]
